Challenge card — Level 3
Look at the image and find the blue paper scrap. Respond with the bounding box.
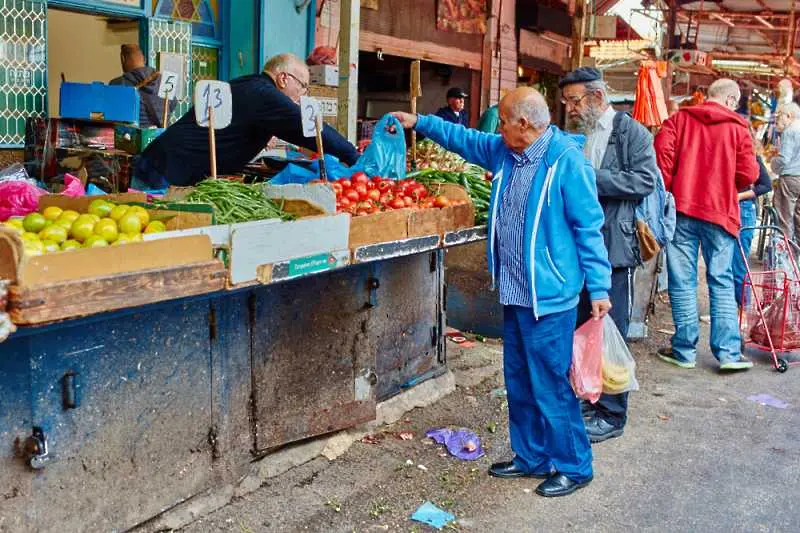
[747,393,789,409]
[410,501,456,530]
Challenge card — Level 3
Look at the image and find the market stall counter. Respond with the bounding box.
[0,194,483,532]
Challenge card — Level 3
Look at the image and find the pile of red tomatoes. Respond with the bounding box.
[332,172,454,216]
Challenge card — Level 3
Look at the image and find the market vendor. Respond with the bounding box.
[110,44,175,128]
[134,53,359,188]
[435,87,470,127]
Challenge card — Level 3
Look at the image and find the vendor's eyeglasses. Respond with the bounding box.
[561,93,590,107]
[284,72,309,93]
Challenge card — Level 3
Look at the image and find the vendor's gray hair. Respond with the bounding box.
[510,94,551,129]
[779,102,800,120]
[584,80,610,103]
[707,79,740,101]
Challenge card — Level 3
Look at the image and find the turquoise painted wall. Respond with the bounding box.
[260,0,314,65]
[226,0,258,78]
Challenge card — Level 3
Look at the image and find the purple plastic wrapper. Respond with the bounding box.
[425,427,485,461]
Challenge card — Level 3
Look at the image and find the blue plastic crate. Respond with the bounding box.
[60,82,140,124]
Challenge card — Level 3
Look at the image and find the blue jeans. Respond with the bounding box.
[667,214,742,364]
[732,200,757,308]
[503,305,592,483]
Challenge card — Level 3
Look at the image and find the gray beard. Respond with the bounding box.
[568,106,604,135]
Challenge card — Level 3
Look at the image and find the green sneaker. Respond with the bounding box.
[657,348,696,369]
[720,357,754,371]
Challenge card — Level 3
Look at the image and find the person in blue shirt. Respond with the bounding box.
[434,87,470,127]
[134,53,358,188]
[392,87,612,497]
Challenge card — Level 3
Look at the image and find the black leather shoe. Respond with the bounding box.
[488,461,550,479]
[585,416,624,443]
[535,473,592,497]
[580,400,597,420]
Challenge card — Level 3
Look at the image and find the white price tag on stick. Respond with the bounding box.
[300,96,322,138]
[194,80,233,129]
[158,71,178,99]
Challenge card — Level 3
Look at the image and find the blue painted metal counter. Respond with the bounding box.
[0,242,447,532]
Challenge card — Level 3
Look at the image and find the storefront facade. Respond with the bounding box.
[0,0,317,151]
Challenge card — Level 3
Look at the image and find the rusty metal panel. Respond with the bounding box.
[0,337,34,533]
[372,251,446,401]
[209,292,254,482]
[250,265,377,451]
[10,299,216,533]
[445,241,504,338]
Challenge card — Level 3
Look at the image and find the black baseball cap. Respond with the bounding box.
[558,67,603,88]
[447,87,468,99]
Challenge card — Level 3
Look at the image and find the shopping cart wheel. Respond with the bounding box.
[777,358,789,373]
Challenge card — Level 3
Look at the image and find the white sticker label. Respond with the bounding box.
[157,70,178,99]
[194,80,233,129]
[300,95,322,138]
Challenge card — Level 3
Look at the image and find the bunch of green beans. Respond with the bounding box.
[184,179,294,224]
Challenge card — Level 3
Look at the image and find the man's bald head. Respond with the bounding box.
[500,87,551,129]
[263,53,309,103]
[496,87,551,152]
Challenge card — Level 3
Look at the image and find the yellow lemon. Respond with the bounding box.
[127,205,150,227]
[83,235,109,248]
[118,212,143,234]
[22,213,47,233]
[109,204,130,222]
[144,220,167,234]
[58,210,80,224]
[40,225,68,244]
[61,239,82,251]
[70,219,95,243]
[41,239,60,253]
[88,199,113,218]
[42,206,63,221]
[111,234,132,246]
[3,221,24,235]
[21,231,40,242]
[5,218,24,229]
[93,218,119,243]
[23,240,44,256]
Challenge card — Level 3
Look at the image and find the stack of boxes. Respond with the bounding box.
[24,81,165,193]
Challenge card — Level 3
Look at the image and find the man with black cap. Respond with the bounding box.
[560,67,659,443]
[435,87,470,127]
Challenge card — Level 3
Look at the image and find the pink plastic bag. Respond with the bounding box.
[61,173,85,197]
[0,181,47,221]
[570,318,604,403]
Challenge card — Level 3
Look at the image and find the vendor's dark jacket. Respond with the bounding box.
[137,73,359,186]
[597,112,659,268]
[435,106,469,127]
[110,66,175,128]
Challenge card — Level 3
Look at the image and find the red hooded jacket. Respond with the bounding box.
[655,102,758,236]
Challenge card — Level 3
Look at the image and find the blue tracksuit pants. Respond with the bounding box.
[503,304,593,483]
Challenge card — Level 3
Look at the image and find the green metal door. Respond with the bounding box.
[145,17,192,118]
[0,0,47,147]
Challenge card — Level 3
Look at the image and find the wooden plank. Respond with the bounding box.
[9,261,226,325]
[338,0,360,143]
[470,70,481,128]
[360,30,482,70]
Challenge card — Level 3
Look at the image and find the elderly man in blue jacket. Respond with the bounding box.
[393,87,612,497]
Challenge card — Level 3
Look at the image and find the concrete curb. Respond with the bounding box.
[136,370,456,532]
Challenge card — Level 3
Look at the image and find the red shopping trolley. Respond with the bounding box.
[739,225,800,373]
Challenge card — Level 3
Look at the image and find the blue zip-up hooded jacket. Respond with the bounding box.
[416,114,611,318]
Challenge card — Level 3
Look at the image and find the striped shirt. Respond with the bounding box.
[495,128,553,307]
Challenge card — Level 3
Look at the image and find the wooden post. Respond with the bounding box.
[410,60,421,170]
[315,115,328,182]
[337,0,360,144]
[571,0,587,69]
[208,105,217,179]
[162,93,170,128]
[662,0,677,102]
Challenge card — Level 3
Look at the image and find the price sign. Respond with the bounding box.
[158,70,178,99]
[194,80,232,129]
[159,52,186,99]
[300,95,322,138]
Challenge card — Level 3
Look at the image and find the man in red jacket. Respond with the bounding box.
[654,78,758,371]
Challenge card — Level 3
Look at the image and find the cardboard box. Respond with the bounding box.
[114,125,164,154]
[60,81,140,123]
[310,65,339,87]
[38,192,147,212]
